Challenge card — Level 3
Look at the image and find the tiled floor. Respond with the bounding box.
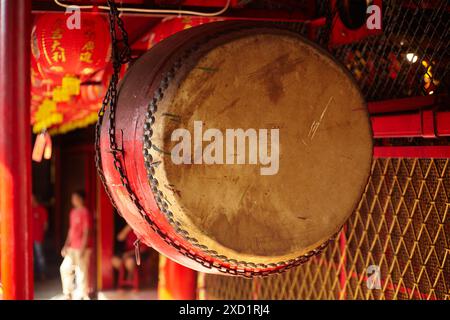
[35,277,158,300]
[35,277,63,300]
[98,289,158,300]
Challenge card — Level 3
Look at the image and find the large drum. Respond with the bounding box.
[98,21,373,276]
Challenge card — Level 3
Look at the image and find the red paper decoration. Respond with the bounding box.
[32,13,111,77]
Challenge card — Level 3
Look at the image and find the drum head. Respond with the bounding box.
[147,30,372,265]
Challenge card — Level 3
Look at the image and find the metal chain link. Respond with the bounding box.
[95,0,131,215]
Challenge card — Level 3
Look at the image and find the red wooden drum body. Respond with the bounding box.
[98,21,373,276]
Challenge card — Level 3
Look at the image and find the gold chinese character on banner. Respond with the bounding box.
[52,49,66,63]
[51,28,63,40]
[79,51,93,63]
[82,41,95,52]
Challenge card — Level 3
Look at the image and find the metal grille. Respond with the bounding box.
[331,0,450,101]
[202,158,450,300]
[277,0,450,101]
[275,1,450,101]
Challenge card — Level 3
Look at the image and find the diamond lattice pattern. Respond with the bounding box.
[202,158,450,300]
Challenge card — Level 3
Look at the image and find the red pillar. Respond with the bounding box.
[0,0,33,300]
[97,177,114,290]
[158,256,197,300]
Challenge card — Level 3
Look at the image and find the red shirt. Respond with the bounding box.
[33,205,48,242]
[68,207,93,249]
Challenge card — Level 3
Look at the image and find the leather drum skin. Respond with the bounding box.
[98,21,373,276]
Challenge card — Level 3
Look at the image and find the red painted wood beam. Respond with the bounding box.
[0,0,33,300]
[374,146,450,159]
[371,111,450,138]
[367,95,437,114]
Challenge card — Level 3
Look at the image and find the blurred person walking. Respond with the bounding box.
[60,190,93,300]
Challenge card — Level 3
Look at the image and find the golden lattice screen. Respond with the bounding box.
[200,158,450,300]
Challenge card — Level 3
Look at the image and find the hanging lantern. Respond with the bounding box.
[49,111,98,135]
[31,57,55,100]
[78,65,113,105]
[31,57,44,90]
[52,86,71,102]
[61,76,81,96]
[98,21,373,276]
[33,13,110,77]
[79,83,104,104]
[45,99,99,135]
[146,16,221,49]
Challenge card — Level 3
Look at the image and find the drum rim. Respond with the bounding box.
[138,22,373,274]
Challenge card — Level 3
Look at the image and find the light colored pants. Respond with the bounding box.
[60,248,91,299]
[34,242,46,277]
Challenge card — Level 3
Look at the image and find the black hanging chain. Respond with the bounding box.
[94,0,131,214]
[95,0,142,263]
